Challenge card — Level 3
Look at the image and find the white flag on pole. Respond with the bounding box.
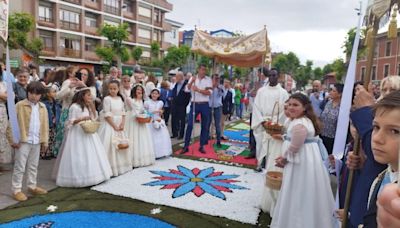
[0,0,9,42]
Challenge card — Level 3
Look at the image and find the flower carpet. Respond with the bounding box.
[92,157,264,224]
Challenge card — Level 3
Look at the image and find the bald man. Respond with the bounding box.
[309,80,326,117]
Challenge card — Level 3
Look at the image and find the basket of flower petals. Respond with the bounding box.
[136,114,152,124]
[266,171,283,190]
[216,151,234,161]
[263,102,283,135]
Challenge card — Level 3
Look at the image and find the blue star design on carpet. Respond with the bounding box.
[143,165,248,200]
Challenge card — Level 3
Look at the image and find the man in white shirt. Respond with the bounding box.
[181,64,212,154]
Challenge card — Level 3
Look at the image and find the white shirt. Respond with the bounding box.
[185,75,212,102]
[27,101,41,144]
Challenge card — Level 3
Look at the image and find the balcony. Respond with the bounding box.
[123,10,135,20]
[138,37,151,45]
[60,21,80,31]
[153,21,162,28]
[162,22,172,32]
[62,0,82,5]
[138,15,151,24]
[161,41,171,50]
[60,48,81,58]
[83,0,100,10]
[38,17,56,28]
[143,0,172,11]
[83,51,100,61]
[85,26,98,35]
[127,34,135,42]
[104,5,120,15]
[41,47,56,57]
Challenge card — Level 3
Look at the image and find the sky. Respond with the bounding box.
[167,0,367,68]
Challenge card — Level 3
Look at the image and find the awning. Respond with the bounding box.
[191,29,270,67]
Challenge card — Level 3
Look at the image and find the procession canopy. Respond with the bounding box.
[365,0,400,25]
[191,28,270,67]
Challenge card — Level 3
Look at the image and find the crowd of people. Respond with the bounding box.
[1,62,400,227]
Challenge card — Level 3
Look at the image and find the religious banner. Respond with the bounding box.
[191,29,270,67]
[0,0,9,41]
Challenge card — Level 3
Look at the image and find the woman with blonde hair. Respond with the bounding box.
[378,75,400,100]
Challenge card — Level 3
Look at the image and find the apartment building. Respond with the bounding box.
[10,0,175,74]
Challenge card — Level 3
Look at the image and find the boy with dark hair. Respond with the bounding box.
[11,81,49,201]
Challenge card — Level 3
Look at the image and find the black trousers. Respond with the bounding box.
[321,135,334,155]
[163,107,170,125]
[248,113,256,157]
[171,105,187,138]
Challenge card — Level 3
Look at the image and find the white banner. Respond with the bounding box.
[0,0,9,41]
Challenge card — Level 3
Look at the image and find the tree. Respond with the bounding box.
[150,41,160,60]
[292,60,313,89]
[132,46,143,63]
[196,54,213,69]
[342,27,367,62]
[7,13,43,63]
[313,67,323,80]
[272,52,300,75]
[96,23,129,68]
[163,45,191,70]
[322,63,333,75]
[331,58,346,82]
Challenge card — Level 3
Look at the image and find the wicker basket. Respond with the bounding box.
[117,143,129,150]
[136,114,152,124]
[80,120,100,134]
[263,102,283,135]
[266,171,283,190]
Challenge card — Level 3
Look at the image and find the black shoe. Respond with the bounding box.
[255,167,263,172]
[216,142,222,148]
[171,135,178,139]
[180,147,189,154]
[245,155,256,159]
[199,147,206,154]
[177,136,183,140]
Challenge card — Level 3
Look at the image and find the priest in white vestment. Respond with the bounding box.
[251,68,289,215]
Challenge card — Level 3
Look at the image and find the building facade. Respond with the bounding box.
[164,18,183,48]
[356,32,400,82]
[10,0,174,75]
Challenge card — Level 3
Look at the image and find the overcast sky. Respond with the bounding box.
[167,0,367,68]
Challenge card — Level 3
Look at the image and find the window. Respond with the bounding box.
[127,24,133,33]
[372,66,377,80]
[172,29,176,39]
[39,31,53,49]
[153,31,158,41]
[142,51,150,58]
[104,20,119,26]
[59,10,80,30]
[39,5,53,22]
[385,42,391,56]
[384,64,390,77]
[154,10,160,22]
[361,67,365,81]
[60,38,81,50]
[123,0,133,12]
[104,0,119,14]
[138,28,151,39]
[85,38,98,51]
[138,6,151,17]
[85,14,97,28]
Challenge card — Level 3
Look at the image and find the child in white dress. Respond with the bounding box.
[56,87,112,187]
[125,84,155,167]
[98,80,131,176]
[144,89,172,158]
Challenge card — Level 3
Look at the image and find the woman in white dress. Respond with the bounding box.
[144,89,172,159]
[98,80,132,176]
[0,75,12,170]
[271,93,334,228]
[125,84,155,167]
[56,88,112,187]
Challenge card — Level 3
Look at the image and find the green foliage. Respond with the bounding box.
[97,23,129,68]
[313,67,323,80]
[322,64,333,75]
[150,41,160,59]
[272,52,300,75]
[7,13,43,62]
[132,46,143,61]
[342,27,367,61]
[331,58,346,82]
[233,67,250,79]
[197,55,213,68]
[95,47,114,65]
[163,45,191,70]
[292,60,313,89]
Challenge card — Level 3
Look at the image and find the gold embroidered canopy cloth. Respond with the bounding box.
[191,29,270,67]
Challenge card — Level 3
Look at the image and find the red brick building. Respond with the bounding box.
[356,32,400,82]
